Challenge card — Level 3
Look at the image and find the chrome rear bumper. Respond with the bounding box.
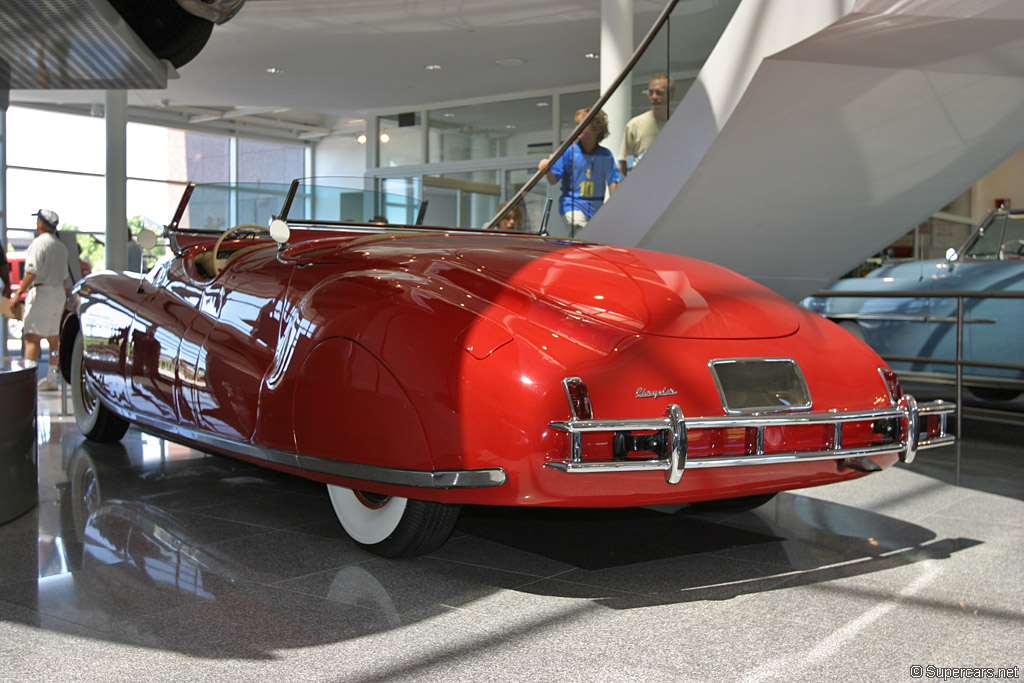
[547,394,955,484]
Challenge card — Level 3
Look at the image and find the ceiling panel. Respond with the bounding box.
[0,0,166,91]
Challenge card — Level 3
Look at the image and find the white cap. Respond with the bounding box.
[32,209,59,229]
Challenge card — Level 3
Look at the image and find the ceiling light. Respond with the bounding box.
[424,64,442,71]
[584,52,600,60]
[536,101,550,108]
[379,132,391,143]
[505,124,516,129]
[355,133,367,144]
[442,112,455,118]
[494,58,525,66]
[265,67,284,74]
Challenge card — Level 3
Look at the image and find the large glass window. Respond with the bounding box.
[378,113,423,168]
[128,124,231,183]
[428,97,554,163]
[7,168,106,235]
[422,171,499,229]
[6,107,105,175]
[7,106,307,237]
[127,179,189,229]
[238,139,304,183]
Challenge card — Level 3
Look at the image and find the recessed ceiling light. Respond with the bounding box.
[424,64,442,71]
[442,112,455,118]
[355,133,367,144]
[584,52,600,60]
[536,101,550,107]
[379,132,391,143]
[265,67,284,74]
[505,124,516,129]
[494,58,525,66]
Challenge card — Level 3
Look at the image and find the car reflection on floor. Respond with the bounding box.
[0,429,974,660]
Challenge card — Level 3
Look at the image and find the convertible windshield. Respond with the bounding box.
[171,178,424,232]
[964,212,1024,260]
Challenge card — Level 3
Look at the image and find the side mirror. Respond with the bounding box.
[269,219,290,244]
[945,247,958,262]
[137,229,158,250]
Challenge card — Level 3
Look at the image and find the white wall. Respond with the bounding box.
[974,147,1024,220]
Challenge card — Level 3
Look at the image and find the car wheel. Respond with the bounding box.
[690,492,777,512]
[108,0,214,68]
[326,485,461,558]
[148,15,214,69]
[71,333,130,443]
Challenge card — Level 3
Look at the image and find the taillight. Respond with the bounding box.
[562,377,594,420]
[879,367,903,403]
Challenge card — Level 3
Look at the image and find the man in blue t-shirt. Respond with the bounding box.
[539,108,622,234]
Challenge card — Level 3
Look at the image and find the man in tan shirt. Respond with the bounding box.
[619,73,675,175]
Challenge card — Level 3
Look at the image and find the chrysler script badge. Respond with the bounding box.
[636,387,678,399]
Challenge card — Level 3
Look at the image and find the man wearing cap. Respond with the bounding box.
[11,209,69,391]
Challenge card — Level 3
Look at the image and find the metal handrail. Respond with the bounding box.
[807,288,1024,379]
[481,0,683,232]
[809,288,1024,300]
[806,287,1024,485]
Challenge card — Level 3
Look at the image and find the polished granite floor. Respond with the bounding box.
[0,390,1021,683]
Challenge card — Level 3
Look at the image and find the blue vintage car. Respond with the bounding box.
[803,209,1024,400]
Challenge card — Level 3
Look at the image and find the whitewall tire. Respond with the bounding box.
[327,484,460,558]
[71,332,129,443]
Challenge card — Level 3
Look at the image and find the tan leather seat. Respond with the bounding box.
[191,250,223,279]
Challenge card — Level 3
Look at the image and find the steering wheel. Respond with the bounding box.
[997,238,1024,261]
[211,223,271,275]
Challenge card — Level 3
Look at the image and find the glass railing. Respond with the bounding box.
[484,0,740,236]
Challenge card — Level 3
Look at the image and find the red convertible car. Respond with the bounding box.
[61,179,955,557]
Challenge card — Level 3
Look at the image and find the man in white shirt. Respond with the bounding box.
[619,73,675,175]
[11,209,69,391]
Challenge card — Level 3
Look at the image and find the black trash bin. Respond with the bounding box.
[0,359,38,524]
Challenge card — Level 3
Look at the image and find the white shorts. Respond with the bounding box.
[23,285,66,338]
[562,210,589,230]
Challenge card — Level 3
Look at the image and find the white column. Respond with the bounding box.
[105,90,128,272]
[601,0,633,167]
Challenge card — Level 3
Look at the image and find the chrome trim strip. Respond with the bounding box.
[550,404,917,433]
[546,435,956,475]
[546,388,955,478]
[547,443,908,474]
[114,406,507,489]
[918,435,956,450]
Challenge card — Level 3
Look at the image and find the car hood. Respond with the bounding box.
[284,234,800,340]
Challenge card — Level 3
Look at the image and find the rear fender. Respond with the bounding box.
[292,337,434,473]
